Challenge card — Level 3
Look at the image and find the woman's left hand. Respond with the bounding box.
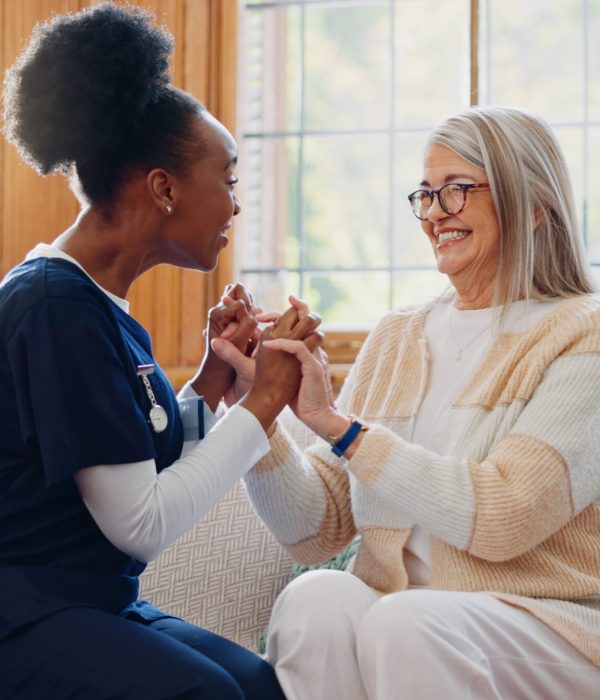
[260,335,340,438]
[191,283,259,410]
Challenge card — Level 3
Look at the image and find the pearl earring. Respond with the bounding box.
[165,204,174,215]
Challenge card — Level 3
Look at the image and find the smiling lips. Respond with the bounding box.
[436,229,471,247]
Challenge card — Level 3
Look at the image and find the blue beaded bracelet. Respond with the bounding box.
[331,419,365,457]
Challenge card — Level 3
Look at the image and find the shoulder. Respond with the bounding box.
[0,258,114,341]
[363,303,430,347]
[542,294,600,340]
[350,304,430,374]
[500,295,600,368]
[563,293,600,320]
[2,256,104,305]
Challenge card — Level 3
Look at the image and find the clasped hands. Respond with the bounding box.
[202,283,344,438]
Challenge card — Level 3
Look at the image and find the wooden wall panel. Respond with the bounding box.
[0,0,238,388]
[1,0,82,279]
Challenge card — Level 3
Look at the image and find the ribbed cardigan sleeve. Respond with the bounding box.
[243,365,362,564]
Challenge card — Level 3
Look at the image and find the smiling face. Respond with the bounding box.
[419,143,501,308]
[160,111,241,271]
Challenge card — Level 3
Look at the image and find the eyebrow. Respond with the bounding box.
[419,173,478,187]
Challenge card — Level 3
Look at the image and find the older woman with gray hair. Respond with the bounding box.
[215,106,600,699]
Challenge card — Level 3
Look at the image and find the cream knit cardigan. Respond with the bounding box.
[245,294,600,666]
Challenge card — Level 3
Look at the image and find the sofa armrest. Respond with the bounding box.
[140,479,293,651]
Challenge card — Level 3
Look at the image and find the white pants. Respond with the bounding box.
[266,570,600,700]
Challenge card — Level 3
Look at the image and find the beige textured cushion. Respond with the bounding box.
[140,480,293,651]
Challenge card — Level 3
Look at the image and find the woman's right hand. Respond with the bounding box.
[240,306,323,433]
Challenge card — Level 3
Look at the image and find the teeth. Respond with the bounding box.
[437,230,470,244]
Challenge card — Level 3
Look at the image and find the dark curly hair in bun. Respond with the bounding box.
[2,2,205,204]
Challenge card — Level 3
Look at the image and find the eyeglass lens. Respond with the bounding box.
[411,184,467,219]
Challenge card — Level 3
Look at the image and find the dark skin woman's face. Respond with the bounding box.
[158,112,241,271]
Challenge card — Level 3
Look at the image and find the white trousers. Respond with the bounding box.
[266,570,600,700]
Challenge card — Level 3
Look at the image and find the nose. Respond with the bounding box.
[424,193,447,223]
[233,194,242,217]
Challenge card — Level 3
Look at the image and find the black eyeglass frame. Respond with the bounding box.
[407,182,491,221]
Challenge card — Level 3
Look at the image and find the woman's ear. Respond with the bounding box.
[146,168,177,216]
[533,207,544,229]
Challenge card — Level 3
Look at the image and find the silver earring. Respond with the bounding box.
[165,204,174,215]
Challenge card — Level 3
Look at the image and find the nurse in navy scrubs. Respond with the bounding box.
[0,3,319,698]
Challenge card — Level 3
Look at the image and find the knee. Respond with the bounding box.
[137,665,243,700]
[233,655,285,700]
[271,569,373,629]
[357,590,446,656]
[267,570,375,661]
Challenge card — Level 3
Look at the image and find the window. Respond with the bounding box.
[236,0,600,338]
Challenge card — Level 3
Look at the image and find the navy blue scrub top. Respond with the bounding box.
[0,257,184,640]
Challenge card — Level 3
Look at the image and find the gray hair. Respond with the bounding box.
[428,106,595,306]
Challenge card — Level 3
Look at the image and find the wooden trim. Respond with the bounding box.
[322,330,369,395]
[167,329,369,393]
[322,330,368,365]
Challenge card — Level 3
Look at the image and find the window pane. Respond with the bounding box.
[590,1,600,120]
[304,271,390,327]
[392,269,449,308]
[393,131,435,267]
[303,134,389,268]
[240,271,301,314]
[238,1,598,331]
[395,0,470,129]
[237,137,301,271]
[304,2,390,130]
[587,128,600,262]
[239,6,302,133]
[482,0,584,122]
[553,126,584,233]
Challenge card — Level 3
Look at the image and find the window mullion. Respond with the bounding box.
[298,2,306,298]
[582,0,589,246]
[470,0,480,105]
[388,0,396,310]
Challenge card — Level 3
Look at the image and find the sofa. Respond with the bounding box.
[140,479,293,651]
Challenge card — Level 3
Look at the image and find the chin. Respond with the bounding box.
[435,251,465,276]
[202,253,220,272]
[434,255,447,274]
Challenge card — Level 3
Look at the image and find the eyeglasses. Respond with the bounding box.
[407,182,490,221]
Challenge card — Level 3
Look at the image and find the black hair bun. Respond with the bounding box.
[2,2,173,176]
